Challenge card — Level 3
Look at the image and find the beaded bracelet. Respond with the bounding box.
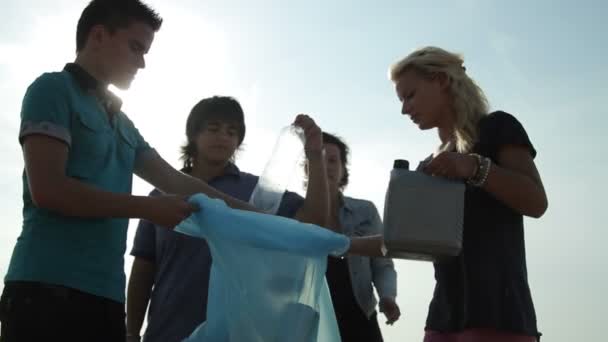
[467,153,491,187]
[466,154,482,185]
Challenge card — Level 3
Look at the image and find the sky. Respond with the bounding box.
[1,0,606,340]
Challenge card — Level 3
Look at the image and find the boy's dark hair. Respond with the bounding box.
[76,0,163,51]
[181,96,246,172]
[322,132,350,190]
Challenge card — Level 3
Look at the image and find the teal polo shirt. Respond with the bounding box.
[5,64,152,303]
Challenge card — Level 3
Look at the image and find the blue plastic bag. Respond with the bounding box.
[174,193,348,342]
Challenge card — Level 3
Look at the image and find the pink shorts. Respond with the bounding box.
[424,329,538,342]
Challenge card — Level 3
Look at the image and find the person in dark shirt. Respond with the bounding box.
[387,46,548,342]
[306,132,400,342]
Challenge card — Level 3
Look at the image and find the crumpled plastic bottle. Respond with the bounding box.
[249,124,305,214]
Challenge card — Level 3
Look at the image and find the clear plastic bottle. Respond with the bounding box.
[249,125,305,214]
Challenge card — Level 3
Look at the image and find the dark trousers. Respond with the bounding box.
[0,281,125,342]
[327,257,384,342]
[336,310,384,342]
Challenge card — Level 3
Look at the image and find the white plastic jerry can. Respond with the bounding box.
[383,159,465,262]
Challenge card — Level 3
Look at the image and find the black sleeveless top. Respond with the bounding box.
[425,111,541,338]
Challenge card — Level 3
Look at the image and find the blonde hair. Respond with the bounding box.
[389,46,489,152]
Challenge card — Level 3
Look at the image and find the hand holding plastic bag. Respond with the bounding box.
[175,193,348,342]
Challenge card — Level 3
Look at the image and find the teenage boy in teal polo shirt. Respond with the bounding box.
[0,1,262,341]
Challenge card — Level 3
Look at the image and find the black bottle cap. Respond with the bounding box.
[393,159,409,170]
